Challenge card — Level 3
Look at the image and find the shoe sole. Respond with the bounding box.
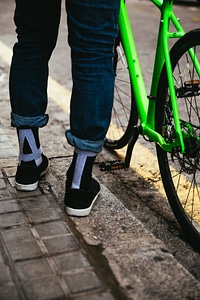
[15,181,39,192]
[15,167,49,192]
[65,191,100,217]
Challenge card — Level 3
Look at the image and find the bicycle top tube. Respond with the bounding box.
[151,0,174,9]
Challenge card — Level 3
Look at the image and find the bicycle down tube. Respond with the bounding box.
[118,0,187,153]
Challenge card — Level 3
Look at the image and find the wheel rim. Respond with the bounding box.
[156,31,200,247]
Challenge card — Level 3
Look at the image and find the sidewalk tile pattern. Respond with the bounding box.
[0,153,114,299]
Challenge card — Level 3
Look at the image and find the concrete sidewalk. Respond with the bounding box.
[1,126,200,300]
[0,131,120,299]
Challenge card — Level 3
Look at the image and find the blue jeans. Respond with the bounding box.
[10,0,120,153]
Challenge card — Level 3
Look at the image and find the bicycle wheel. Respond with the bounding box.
[105,36,138,149]
[156,29,200,250]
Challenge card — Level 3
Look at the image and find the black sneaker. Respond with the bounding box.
[15,154,49,191]
[65,178,100,217]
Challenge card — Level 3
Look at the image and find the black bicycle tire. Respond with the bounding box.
[155,28,200,250]
[104,37,138,150]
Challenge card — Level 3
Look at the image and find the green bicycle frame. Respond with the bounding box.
[118,0,186,152]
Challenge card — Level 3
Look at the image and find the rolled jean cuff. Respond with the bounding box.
[11,112,49,128]
[66,130,105,154]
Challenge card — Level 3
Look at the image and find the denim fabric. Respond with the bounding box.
[10,0,120,152]
[10,0,62,127]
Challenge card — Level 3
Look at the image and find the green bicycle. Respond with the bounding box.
[102,0,200,251]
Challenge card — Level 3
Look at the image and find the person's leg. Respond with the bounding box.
[65,0,120,216]
[10,0,61,191]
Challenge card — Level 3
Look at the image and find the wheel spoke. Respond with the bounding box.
[105,38,138,149]
[156,29,200,249]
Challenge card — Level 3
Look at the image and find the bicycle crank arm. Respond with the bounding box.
[99,126,140,172]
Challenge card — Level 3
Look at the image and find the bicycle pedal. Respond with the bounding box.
[99,160,127,171]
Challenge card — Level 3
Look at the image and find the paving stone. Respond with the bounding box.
[19,196,60,224]
[22,277,65,300]
[0,158,18,168]
[0,142,12,150]
[76,293,116,300]
[35,220,70,237]
[42,235,79,254]
[0,147,17,157]
[20,196,50,211]
[15,258,53,281]
[0,200,21,214]
[64,270,104,294]
[27,207,60,224]
[0,286,20,300]
[0,134,9,143]
[0,212,27,228]
[0,262,14,286]
[53,251,90,272]
[0,178,6,189]
[0,260,19,300]
[15,188,41,198]
[7,176,16,188]
[0,134,11,149]
[0,189,12,200]
[6,241,43,261]
[1,226,34,244]
[3,167,16,177]
[0,252,4,263]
